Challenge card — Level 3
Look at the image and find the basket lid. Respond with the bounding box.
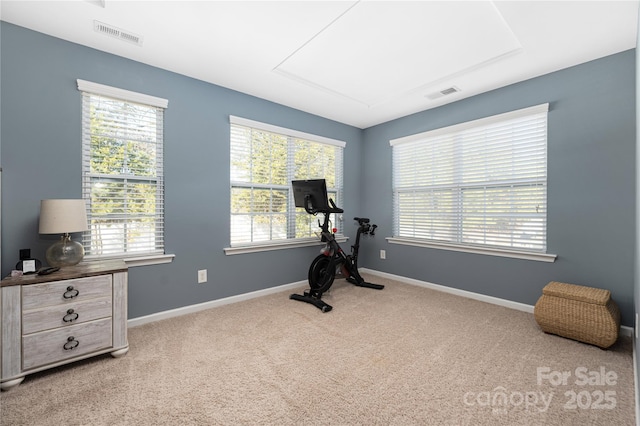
[543,281,610,305]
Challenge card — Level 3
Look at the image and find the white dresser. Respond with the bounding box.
[1,260,128,390]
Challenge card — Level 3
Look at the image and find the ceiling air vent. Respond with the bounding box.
[426,86,461,101]
[94,21,143,46]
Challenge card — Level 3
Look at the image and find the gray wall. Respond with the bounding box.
[635,3,640,412]
[362,50,636,326]
[0,22,363,319]
[1,22,636,328]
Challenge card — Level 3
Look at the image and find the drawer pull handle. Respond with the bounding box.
[63,309,79,323]
[63,336,79,351]
[63,286,79,299]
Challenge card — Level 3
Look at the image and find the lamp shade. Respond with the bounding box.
[39,199,89,234]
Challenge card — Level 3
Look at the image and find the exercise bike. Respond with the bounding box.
[290,179,384,312]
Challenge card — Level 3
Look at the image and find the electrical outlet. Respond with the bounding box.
[380,250,386,260]
[198,269,207,284]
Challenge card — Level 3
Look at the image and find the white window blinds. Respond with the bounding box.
[391,104,549,253]
[230,116,344,246]
[78,80,167,258]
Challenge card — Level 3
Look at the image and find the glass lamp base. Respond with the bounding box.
[45,234,85,267]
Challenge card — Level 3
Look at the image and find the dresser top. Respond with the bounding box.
[1,260,128,287]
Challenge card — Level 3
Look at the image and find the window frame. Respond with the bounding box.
[388,104,556,263]
[225,116,345,255]
[77,79,172,266]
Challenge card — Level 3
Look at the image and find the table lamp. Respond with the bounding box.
[39,199,89,267]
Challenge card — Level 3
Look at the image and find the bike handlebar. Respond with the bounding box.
[304,196,343,215]
[329,198,344,214]
[353,217,377,236]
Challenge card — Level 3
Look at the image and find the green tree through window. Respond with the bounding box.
[81,90,165,257]
[230,118,344,246]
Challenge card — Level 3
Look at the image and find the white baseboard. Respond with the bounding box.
[128,269,634,338]
[360,268,634,337]
[128,280,306,328]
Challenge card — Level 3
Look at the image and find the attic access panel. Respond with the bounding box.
[275,1,521,107]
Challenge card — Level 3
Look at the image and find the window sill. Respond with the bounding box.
[84,254,175,267]
[224,236,347,256]
[124,254,176,267]
[386,237,557,263]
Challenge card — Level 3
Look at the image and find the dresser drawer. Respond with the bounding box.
[22,275,112,310]
[22,318,113,370]
[22,297,113,335]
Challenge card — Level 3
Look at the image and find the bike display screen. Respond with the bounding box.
[292,179,330,212]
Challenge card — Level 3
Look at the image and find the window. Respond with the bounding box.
[229,116,344,248]
[78,80,168,259]
[390,104,552,259]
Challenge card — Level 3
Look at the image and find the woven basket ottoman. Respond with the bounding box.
[534,281,620,348]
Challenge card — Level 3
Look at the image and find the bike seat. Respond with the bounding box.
[354,217,370,224]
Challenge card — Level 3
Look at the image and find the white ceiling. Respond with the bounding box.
[1,1,638,129]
